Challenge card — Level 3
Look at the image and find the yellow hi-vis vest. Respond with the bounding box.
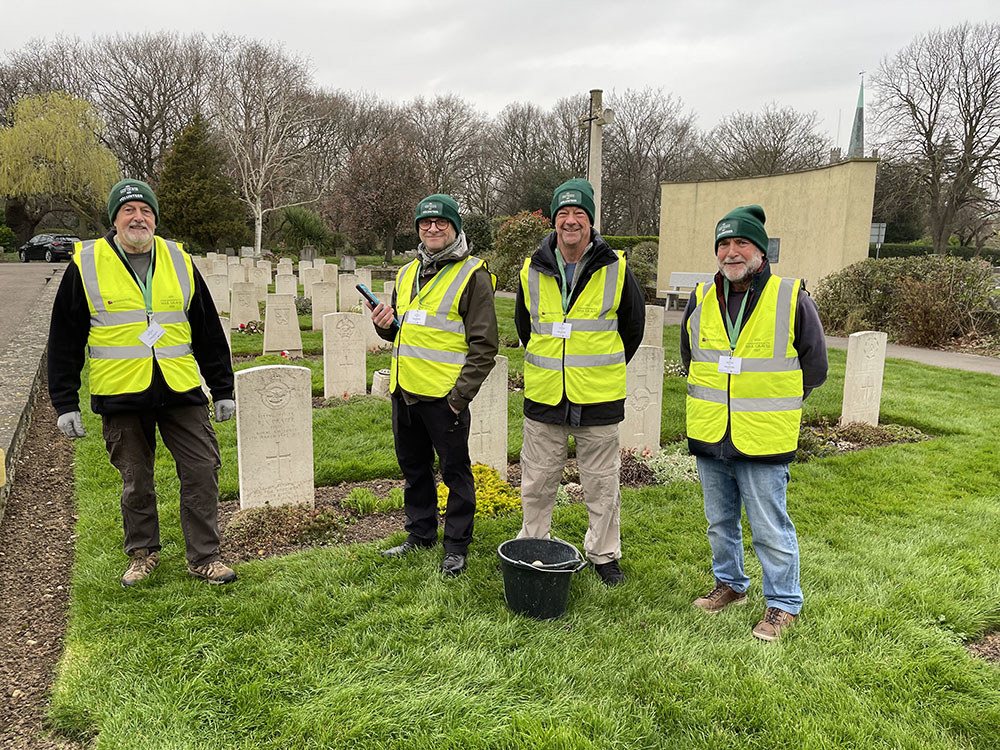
[520,252,627,405]
[686,275,803,456]
[389,255,491,398]
[74,236,200,396]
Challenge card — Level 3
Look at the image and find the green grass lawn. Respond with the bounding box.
[48,310,1000,748]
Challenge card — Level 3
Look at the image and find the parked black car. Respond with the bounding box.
[18,234,80,262]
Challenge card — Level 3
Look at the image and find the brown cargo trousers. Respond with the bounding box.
[517,417,623,565]
[101,405,223,566]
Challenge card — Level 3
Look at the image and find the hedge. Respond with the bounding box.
[601,235,658,251]
[869,243,1000,264]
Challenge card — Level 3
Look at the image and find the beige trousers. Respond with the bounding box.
[518,417,622,564]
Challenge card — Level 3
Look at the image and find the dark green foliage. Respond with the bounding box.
[487,210,552,292]
[158,115,248,250]
[0,221,15,250]
[625,240,659,301]
[601,235,659,251]
[462,213,494,255]
[869,243,1000,264]
[813,256,998,346]
[392,229,419,255]
[281,206,332,252]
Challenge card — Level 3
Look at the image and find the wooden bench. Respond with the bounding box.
[658,272,715,310]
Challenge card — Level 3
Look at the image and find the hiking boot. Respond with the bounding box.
[692,581,747,613]
[752,607,798,641]
[382,540,433,558]
[594,560,626,586]
[121,549,159,588]
[440,553,467,577]
[188,560,237,585]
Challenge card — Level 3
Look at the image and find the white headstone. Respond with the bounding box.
[275,273,297,297]
[228,264,247,288]
[235,365,315,510]
[240,257,254,270]
[298,260,313,272]
[250,266,269,302]
[310,281,338,331]
[339,273,360,312]
[622,345,664,453]
[206,274,230,314]
[263,294,303,357]
[322,263,339,285]
[229,282,260,329]
[257,260,272,284]
[322,313,367,398]
[239,246,254,258]
[642,305,665,348]
[212,258,229,276]
[383,281,394,297]
[468,355,508,472]
[301,267,323,300]
[357,267,372,289]
[840,330,888,427]
[206,252,218,260]
[340,255,357,271]
[227,256,240,265]
[313,258,326,270]
[371,369,391,398]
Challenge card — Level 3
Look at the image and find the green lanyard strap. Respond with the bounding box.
[722,278,750,352]
[114,238,156,316]
[414,260,458,306]
[553,249,573,315]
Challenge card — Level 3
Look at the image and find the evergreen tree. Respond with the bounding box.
[158,114,248,250]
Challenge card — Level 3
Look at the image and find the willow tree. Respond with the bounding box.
[0,92,120,240]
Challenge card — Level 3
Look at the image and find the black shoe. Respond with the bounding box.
[382,540,431,558]
[594,560,625,586]
[440,553,467,577]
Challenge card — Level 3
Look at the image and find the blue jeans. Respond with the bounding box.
[695,457,802,614]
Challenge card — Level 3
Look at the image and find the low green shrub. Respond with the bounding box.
[343,487,379,514]
[437,464,520,518]
[0,224,16,251]
[813,256,997,346]
[462,213,494,255]
[625,240,659,300]
[602,235,658,251]
[641,443,699,484]
[487,210,551,292]
[870,243,1000,264]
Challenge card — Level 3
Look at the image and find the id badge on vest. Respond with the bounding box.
[408,310,427,326]
[139,320,166,348]
[718,354,742,375]
[552,322,572,339]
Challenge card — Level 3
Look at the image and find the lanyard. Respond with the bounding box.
[414,260,457,306]
[722,278,750,351]
[553,249,573,314]
[114,237,156,316]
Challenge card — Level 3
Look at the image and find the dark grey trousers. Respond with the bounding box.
[101,405,222,566]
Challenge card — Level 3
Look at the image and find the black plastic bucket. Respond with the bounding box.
[497,537,588,620]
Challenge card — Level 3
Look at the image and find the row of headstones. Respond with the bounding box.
[225,304,888,509]
[233,357,509,509]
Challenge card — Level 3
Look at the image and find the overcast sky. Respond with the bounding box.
[5,1,998,150]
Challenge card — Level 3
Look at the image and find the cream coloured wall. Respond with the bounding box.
[656,159,878,293]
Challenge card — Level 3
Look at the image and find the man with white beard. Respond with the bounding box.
[681,205,827,641]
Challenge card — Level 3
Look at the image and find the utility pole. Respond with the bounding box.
[579,89,614,231]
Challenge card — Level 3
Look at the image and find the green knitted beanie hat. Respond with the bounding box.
[108,179,159,224]
[550,178,595,226]
[715,205,768,254]
[414,194,462,233]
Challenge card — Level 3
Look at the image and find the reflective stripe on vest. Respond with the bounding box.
[686,275,803,455]
[520,252,626,405]
[389,255,488,398]
[74,237,200,396]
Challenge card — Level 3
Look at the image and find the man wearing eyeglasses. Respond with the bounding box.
[368,194,498,577]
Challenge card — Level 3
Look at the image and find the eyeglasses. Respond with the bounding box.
[418,218,451,230]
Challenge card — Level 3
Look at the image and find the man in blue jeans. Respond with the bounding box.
[681,205,827,641]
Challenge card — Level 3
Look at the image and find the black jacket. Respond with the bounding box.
[679,259,828,463]
[48,230,235,416]
[515,229,645,427]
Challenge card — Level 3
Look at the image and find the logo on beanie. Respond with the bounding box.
[420,202,442,215]
[716,221,734,239]
[558,190,581,206]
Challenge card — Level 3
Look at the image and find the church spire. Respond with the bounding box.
[848,73,865,158]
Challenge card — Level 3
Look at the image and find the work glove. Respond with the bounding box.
[214,399,236,423]
[57,411,86,439]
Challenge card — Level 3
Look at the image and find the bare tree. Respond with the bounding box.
[83,32,214,184]
[699,102,831,180]
[602,88,699,235]
[406,94,484,199]
[544,94,590,178]
[212,38,319,254]
[873,22,1000,254]
[0,36,90,126]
